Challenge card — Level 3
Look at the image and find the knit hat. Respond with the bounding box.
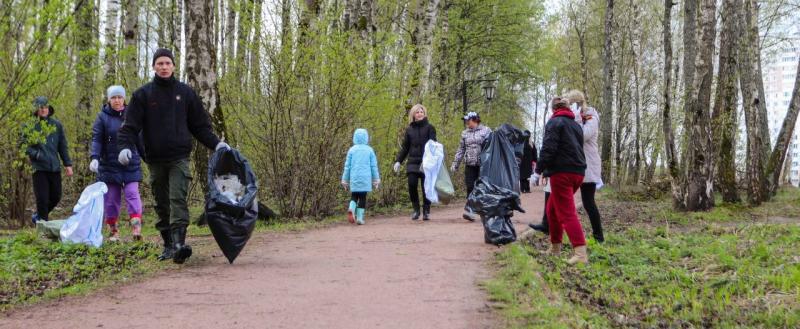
[463,111,480,122]
[107,85,126,100]
[33,96,48,108]
[152,48,175,65]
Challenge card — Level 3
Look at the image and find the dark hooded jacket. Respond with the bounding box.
[535,108,586,177]
[117,75,220,163]
[22,106,72,172]
[91,104,144,184]
[395,118,437,173]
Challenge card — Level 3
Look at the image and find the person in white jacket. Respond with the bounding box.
[565,90,604,242]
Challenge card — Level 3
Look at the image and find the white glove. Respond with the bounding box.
[450,164,457,173]
[373,180,380,189]
[89,159,99,173]
[393,162,401,173]
[118,149,132,166]
[532,173,540,183]
[215,142,231,151]
[341,180,349,189]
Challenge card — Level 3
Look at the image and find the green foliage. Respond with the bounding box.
[0,231,160,309]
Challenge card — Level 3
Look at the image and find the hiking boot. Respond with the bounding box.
[411,206,420,220]
[171,226,193,264]
[157,229,175,261]
[130,216,142,241]
[422,205,431,221]
[567,245,589,265]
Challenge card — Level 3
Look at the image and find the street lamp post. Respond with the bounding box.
[462,78,497,113]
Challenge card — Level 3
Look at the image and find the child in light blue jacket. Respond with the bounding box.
[341,129,381,225]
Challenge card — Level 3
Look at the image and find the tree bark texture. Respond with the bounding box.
[600,0,615,184]
[713,0,741,203]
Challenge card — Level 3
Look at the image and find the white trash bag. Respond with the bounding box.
[60,182,107,247]
[422,140,445,204]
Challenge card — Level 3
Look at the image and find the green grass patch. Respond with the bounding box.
[0,230,161,310]
[492,187,800,327]
[484,244,609,328]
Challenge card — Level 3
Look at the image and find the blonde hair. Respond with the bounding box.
[408,104,428,123]
[564,89,587,110]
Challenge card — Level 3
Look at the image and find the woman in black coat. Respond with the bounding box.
[393,104,437,221]
[519,130,537,193]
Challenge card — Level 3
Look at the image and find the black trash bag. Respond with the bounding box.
[466,178,525,245]
[206,148,259,264]
[482,216,517,246]
[479,124,525,193]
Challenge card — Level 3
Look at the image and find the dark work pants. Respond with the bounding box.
[32,171,62,221]
[407,172,430,211]
[541,191,550,227]
[520,178,531,192]
[148,159,192,232]
[580,182,604,242]
[464,165,480,197]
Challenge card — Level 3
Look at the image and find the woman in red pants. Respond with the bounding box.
[534,97,589,264]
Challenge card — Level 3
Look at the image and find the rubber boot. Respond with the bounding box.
[130,215,142,241]
[567,245,589,265]
[422,205,431,221]
[411,205,420,220]
[106,217,120,242]
[171,226,193,264]
[157,230,175,261]
[356,208,365,225]
[347,201,357,224]
[548,243,562,256]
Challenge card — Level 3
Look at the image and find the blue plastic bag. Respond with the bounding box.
[59,182,107,247]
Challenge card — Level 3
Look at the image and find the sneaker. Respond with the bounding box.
[108,230,120,242]
[31,212,39,224]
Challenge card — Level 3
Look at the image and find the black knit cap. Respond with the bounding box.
[152,48,175,65]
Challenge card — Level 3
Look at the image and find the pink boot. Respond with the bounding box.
[130,215,142,241]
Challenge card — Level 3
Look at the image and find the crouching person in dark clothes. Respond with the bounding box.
[117,48,229,264]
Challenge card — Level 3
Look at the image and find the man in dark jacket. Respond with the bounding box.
[533,97,589,265]
[117,48,229,264]
[22,96,73,223]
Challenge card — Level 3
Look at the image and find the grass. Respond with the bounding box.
[487,188,800,328]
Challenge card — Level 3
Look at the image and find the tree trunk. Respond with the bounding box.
[418,0,440,97]
[186,0,226,194]
[739,0,769,205]
[662,0,683,209]
[600,0,615,184]
[75,0,98,189]
[121,0,138,87]
[765,57,800,195]
[104,0,121,87]
[682,0,716,211]
[224,0,237,72]
[713,0,741,203]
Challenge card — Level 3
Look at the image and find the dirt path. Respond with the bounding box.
[2,191,543,329]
